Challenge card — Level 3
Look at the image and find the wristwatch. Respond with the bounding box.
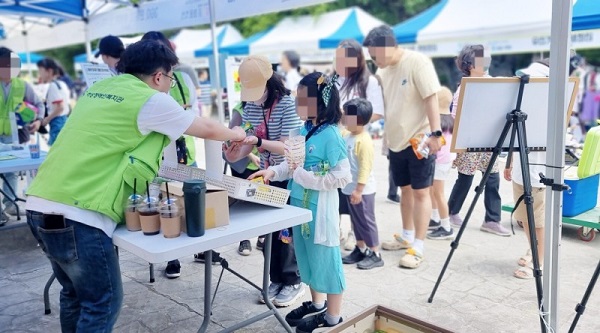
[431,130,443,137]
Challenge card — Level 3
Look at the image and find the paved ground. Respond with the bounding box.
[1,138,600,333]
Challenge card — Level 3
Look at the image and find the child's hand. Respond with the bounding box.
[248,169,275,183]
[249,153,261,167]
[503,167,512,181]
[350,189,363,205]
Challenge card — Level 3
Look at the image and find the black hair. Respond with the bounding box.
[116,39,179,76]
[337,39,370,100]
[299,72,342,125]
[343,98,373,126]
[441,114,454,134]
[456,44,485,77]
[263,73,291,110]
[36,58,61,76]
[363,25,398,48]
[141,31,174,52]
[283,50,300,69]
[0,47,13,58]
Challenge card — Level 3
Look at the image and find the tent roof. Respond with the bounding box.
[392,0,600,57]
[174,24,242,60]
[17,51,43,64]
[192,24,243,57]
[0,0,85,20]
[221,7,384,56]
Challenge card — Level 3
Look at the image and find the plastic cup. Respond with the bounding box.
[284,136,305,168]
[124,194,142,231]
[29,143,40,159]
[160,198,181,238]
[138,198,160,236]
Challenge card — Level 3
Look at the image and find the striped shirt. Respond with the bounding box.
[242,95,301,168]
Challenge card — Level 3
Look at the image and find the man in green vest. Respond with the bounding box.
[24,39,246,332]
[0,47,44,225]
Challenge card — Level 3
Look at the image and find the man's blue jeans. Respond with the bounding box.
[27,211,123,333]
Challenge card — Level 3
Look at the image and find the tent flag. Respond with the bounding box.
[572,0,600,31]
[393,0,448,44]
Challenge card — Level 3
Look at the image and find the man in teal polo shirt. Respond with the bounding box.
[25,40,245,332]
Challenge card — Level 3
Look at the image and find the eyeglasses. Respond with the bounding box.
[159,72,177,88]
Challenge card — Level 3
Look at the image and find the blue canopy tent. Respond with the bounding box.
[392,0,600,57]
[17,51,43,64]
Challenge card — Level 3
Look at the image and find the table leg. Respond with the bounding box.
[198,250,213,333]
[149,263,155,283]
[263,234,293,333]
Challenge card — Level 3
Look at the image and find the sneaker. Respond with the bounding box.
[381,234,412,251]
[343,231,356,251]
[273,284,305,307]
[386,194,400,204]
[259,282,283,304]
[0,212,8,226]
[399,248,424,269]
[165,260,181,279]
[238,240,252,256]
[4,203,22,216]
[428,219,441,231]
[342,246,366,264]
[357,249,384,270]
[427,226,454,240]
[296,312,342,333]
[480,221,511,237]
[194,250,223,265]
[285,301,328,327]
[449,214,463,228]
[256,237,265,251]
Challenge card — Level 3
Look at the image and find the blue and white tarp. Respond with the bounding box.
[393,0,600,57]
[221,7,384,58]
[172,24,242,61]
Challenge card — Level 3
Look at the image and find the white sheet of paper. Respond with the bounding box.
[204,139,223,181]
[80,63,114,88]
[162,141,178,167]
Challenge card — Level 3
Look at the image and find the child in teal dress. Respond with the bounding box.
[251,72,351,332]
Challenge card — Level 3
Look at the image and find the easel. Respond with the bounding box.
[569,259,600,332]
[427,75,547,333]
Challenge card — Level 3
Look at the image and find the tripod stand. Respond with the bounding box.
[568,259,600,332]
[428,75,547,333]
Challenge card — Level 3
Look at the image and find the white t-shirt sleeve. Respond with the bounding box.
[137,93,196,141]
[46,83,64,115]
[366,76,384,117]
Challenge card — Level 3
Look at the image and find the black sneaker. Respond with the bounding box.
[165,260,181,279]
[285,301,328,327]
[357,249,384,270]
[427,226,454,240]
[296,312,342,333]
[238,240,252,256]
[194,250,223,265]
[0,212,9,226]
[256,237,265,251]
[428,219,441,231]
[341,246,366,264]
[386,194,400,204]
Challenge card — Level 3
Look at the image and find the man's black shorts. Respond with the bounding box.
[389,146,435,190]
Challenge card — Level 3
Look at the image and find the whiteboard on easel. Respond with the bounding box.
[451,77,579,152]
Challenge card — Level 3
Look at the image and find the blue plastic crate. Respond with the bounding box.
[563,173,599,217]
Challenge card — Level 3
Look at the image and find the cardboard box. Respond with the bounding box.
[160,181,229,231]
[328,305,453,333]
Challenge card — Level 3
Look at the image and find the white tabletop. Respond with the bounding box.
[0,150,46,173]
[113,201,312,264]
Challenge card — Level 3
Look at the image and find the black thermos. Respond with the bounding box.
[183,179,206,237]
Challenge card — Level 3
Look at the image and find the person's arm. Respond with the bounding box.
[242,135,285,155]
[184,117,245,142]
[367,76,385,123]
[24,82,44,132]
[42,83,64,126]
[424,93,442,154]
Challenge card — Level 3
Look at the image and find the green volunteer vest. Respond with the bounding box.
[170,71,196,165]
[0,78,26,135]
[27,74,170,223]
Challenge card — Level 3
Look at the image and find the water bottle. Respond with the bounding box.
[182,180,207,237]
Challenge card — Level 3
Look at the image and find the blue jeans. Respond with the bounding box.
[27,211,123,333]
[49,115,67,146]
[0,135,17,212]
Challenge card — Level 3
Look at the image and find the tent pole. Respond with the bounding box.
[85,23,93,62]
[209,0,225,123]
[21,17,33,79]
[544,0,573,331]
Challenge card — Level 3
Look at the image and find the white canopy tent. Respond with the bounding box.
[221,6,385,63]
[172,24,242,65]
[393,0,600,57]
